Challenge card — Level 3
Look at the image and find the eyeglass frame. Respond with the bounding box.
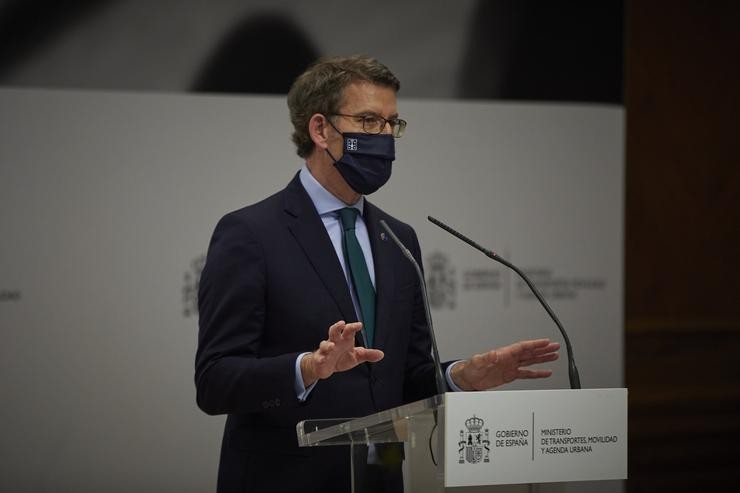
[329,113,407,138]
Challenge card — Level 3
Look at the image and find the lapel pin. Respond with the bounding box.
[380,232,388,241]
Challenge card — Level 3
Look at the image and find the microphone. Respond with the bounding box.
[427,215,581,390]
[379,220,447,397]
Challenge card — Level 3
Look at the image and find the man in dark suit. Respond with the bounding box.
[195,55,559,493]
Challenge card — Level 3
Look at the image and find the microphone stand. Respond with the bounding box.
[379,220,447,397]
[428,215,581,390]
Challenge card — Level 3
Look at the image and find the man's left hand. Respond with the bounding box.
[450,339,560,391]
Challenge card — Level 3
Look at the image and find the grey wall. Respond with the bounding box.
[0,88,623,491]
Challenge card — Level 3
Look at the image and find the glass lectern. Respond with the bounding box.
[297,394,446,493]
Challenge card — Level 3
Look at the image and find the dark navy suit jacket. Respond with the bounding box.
[195,173,440,492]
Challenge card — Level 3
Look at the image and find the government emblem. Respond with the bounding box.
[458,415,491,464]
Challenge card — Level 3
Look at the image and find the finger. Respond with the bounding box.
[519,352,560,366]
[490,341,524,361]
[318,340,335,355]
[517,338,552,351]
[531,342,560,356]
[508,340,557,360]
[517,368,553,379]
[340,322,364,339]
[328,321,345,341]
[521,348,559,364]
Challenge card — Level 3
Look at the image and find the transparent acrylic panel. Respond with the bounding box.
[297,394,446,493]
[296,394,444,447]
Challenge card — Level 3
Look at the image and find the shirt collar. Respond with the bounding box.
[299,164,364,216]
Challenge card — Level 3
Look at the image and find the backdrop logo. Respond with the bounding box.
[0,289,22,302]
[458,415,490,464]
[426,251,456,309]
[183,255,205,317]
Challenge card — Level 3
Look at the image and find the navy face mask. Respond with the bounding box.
[326,132,395,195]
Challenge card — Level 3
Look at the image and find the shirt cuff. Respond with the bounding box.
[445,360,465,392]
[294,352,317,401]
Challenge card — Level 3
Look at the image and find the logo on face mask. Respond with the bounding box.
[346,138,359,151]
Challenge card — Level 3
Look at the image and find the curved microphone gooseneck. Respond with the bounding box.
[427,215,581,390]
[379,220,447,397]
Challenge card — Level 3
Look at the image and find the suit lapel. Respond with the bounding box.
[364,202,396,352]
[282,175,357,324]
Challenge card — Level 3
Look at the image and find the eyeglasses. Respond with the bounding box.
[331,113,407,138]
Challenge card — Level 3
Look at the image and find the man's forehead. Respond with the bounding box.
[339,81,398,114]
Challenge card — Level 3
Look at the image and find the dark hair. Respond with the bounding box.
[287,55,400,158]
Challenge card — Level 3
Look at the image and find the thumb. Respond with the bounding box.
[356,348,384,363]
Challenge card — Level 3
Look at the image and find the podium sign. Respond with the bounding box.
[444,389,627,487]
[297,388,627,491]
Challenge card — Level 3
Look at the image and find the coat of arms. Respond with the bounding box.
[183,254,205,317]
[426,251,456,309]
[458,415,491,464]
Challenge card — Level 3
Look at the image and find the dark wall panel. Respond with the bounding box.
[625,0,740,490]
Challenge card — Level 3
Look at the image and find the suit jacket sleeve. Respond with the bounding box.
[194,212,300,415]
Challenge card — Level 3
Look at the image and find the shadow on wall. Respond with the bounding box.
[191,12,319,95]
[0,0,116,79]
[0,1,623,102]
[458,0,623,103]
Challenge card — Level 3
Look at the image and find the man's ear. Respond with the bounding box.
[308,113,330,150]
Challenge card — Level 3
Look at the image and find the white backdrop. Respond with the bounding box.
[0,88,623,492]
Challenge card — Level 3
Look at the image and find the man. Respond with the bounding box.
[195,55,559,493]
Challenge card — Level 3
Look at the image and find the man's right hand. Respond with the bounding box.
[300,321,384,387]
